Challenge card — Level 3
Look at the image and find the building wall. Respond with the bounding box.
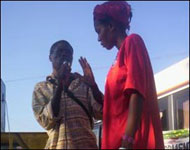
[154,57,189,97]
[154,57,189,131]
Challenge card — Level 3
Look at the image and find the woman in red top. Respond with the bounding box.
[79,1,164,149]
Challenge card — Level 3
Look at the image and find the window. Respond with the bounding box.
[173,88,189,129]
[158,96,169,131]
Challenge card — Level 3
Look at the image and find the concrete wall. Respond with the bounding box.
[154,57,189,97]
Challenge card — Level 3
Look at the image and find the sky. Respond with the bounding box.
[1,1,189,132]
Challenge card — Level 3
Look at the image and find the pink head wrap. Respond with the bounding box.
[93,1,132,30]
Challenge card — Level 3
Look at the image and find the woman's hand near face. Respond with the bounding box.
[78,57,96,87]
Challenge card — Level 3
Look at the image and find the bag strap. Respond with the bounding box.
[65,88,93,129]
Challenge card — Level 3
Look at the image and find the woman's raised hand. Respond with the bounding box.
[78,57,96,87]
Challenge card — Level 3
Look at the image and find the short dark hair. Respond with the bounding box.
[50,40,73,56]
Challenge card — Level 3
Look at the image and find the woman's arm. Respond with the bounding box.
[121,92,143,149]
[90,83,104,105]
[78,56,104,105]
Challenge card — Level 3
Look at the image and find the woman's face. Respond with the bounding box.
[94,20,116,50]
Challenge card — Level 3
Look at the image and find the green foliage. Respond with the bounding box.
[163,129,189,139]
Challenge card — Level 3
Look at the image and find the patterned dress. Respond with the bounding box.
[32,74,103,149]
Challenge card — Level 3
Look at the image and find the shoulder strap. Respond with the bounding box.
[65,88,93,129]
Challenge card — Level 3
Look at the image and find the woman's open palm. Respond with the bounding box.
[78,57,96,87]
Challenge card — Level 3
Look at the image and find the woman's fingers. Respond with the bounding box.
[79,57,86,74]
[81,57,89,68]
[79,57,89,73]
[78,57,96,86]
[84,58,94,77]
[79,56,94,79]
[84,57,91,69]
[84,57,88,65]
[79,57,84,68]
[83,57,91,71]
